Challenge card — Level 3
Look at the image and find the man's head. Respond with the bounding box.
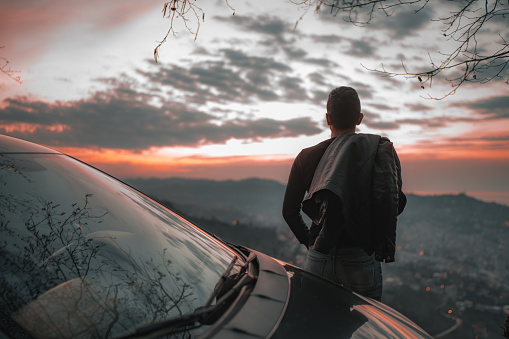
[326,86,363,130]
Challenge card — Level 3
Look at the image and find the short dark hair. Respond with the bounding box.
[326,86,361,129]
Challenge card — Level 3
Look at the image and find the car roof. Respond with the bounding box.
[0,134,61,154]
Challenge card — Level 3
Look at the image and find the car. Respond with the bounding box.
[0,134,432,339]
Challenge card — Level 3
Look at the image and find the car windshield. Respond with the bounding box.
[0,153,240,338]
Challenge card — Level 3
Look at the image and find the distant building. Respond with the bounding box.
[446,285,458,302]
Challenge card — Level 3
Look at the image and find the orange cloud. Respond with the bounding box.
[398,133,509,161]
[399,144,509,161]
[2,123,70,134]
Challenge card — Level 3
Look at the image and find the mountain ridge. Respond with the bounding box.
[125,177,509,230]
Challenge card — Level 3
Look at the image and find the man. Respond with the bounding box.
[282,86,406,301]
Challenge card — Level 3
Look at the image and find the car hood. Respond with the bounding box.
[206,250,431,339]
[272,260,432,338]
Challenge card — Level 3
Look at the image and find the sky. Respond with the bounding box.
[1,0,508,206]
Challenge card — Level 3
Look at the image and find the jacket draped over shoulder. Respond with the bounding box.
[302,132,404,261]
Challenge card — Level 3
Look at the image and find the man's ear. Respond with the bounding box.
[357,113,364,125]
[326,113,332,126]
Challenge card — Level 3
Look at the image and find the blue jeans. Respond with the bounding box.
[304,247,382,301]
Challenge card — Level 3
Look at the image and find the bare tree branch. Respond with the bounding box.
[299,0,509,98]
[154,0,235,62]
[0,46,22,84]
[155,1,507,98]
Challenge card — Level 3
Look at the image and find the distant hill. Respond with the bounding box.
[402,193,509,233]
[125,177,287,227]
[154,199,301,264]
[125,177,509,231]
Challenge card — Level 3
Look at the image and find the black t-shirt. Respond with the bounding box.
[282,138,335,247]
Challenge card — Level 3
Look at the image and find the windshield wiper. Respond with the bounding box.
[205,231,251,259]
[204,256,238,307]
[117,253,258,339]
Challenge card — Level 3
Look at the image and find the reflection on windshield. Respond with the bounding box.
[0,154,238,338]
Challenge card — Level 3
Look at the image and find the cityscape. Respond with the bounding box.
[132,177,509,338]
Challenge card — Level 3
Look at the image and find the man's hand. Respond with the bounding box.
[375,253,395,263]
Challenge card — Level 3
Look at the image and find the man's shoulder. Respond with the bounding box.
[354,133,386,141]
[300,138,335,157]
[354,133,394,147]
[294,138,335,169]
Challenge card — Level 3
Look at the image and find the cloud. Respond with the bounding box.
[215,14,292,42]
[368,103,395,111]
[140,61,272,104]
[207,15,340,68]
[481,135,509,141]
[448,133,509,145]
[313,1,434,40]
[347,40,375,57]
[358,111,400,130]
[405,103,433,112]
[349,82,374,100]
[221,49,290,72]
[281,45,338,66]
[308,73,328,86]
[309,34,343,44]
[278,76,308,101]
[363,120,400,130]
[308,32,376,58]
[361,110,481,131]
[397,118,447,128]
[140,49,319,104]
[310,89,330,104]
[368,4,434,39]
[0,81,322,150]
[282,46,307,59]
[303,58,336,67]
[454,96,509,119]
